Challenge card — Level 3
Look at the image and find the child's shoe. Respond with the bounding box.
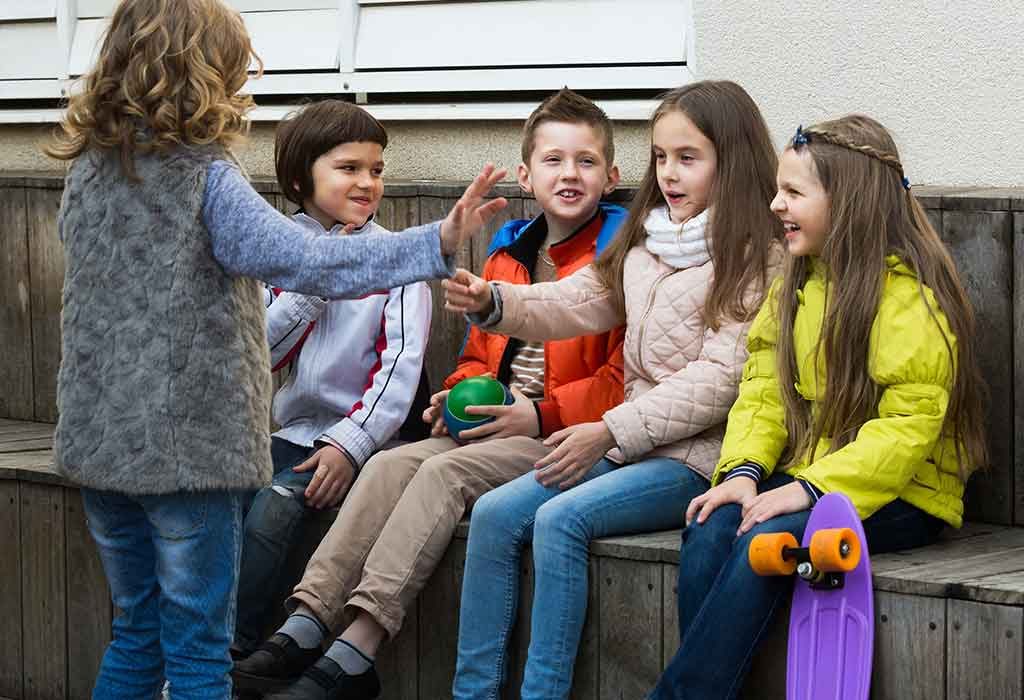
[231,633,322,693]
[264,657,381,700]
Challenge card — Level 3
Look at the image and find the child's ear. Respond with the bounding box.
[603,165,621,195]
[516,163,533,195]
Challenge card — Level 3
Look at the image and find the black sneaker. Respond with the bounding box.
[264,657,381,700]
[231,633,323,693]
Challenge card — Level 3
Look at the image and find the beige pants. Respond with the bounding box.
[287,435,549,639]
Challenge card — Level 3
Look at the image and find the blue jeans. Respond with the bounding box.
[234,437,317,652]
[453,457,709,700]
[649,472,946,700]
[82,488,244,700]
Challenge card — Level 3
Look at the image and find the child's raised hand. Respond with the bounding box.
[423,389,451,436]
[736,481,812,535]
[443,268,493,315]
[685,477,757,526]
[439,164,508,256]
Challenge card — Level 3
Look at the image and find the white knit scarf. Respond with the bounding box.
[643,207,711,269]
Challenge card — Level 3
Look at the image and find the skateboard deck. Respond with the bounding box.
[789,493,872,700]
[749,492,873,700]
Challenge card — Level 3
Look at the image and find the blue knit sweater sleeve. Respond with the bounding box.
[202,160,454,298]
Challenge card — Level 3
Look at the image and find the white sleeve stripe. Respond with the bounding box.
[358,286,406,429]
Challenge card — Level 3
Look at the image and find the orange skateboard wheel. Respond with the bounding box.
[809,527,861,572]
[748,532,799,576]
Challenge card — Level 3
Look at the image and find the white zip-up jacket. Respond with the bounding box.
[265,213,432,467]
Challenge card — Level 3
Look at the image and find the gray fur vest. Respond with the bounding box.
[54,146,272,494]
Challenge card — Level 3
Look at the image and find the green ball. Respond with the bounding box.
[445,376,511,422]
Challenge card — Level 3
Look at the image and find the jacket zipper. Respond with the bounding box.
[634,269,675,377]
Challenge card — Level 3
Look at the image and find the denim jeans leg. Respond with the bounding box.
[651,474,946,700]
[520,458,709,700]
[151,490,244,700]
[453,458,619,700]
[235,439,316,651]
[82,489,165,700]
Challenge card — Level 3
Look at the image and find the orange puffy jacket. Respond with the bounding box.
[444,205,626,436]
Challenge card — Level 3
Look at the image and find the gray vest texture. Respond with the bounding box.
[54,145,272,494]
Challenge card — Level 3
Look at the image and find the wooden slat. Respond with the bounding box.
[591,529,680,564]
[417,538,466,700]
[0,451,55,474]
[0,424,55,441]
[20,483,66,700]
[470,196,523,287]
[872,591,946,700]
[660,562,678,673]
[0,187,33,421]
[0,480,23,700]
[739,602,788,700]
[597,558,662,699]
[65,489,111,700]
[0,438,53,453]
[26,188,64,423]
[947,599,1023,700]
[419,196,467,394]
[942,210,1014,524]
[1015,212,1024,525]
[374,196,418,233]
[376,598,417,700]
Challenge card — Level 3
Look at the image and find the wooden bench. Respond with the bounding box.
[3,419,1024,700]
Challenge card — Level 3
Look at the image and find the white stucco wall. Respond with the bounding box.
[693,0,1024,186]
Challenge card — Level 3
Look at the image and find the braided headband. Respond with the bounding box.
[793,125,911,191]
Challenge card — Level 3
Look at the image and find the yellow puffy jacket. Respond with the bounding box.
[713,256,969,527]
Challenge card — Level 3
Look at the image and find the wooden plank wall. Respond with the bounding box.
[3,461,1024,699]
[0,477,111,700]
[0,178,1019,525]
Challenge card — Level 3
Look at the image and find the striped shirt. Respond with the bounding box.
[508,250,557,398]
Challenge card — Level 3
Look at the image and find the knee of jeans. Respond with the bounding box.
[245,485,306,536]
[470,488,524,538]
[535,497,590,543]
[682,503,743,550]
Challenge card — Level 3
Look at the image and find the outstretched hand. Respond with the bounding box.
[443,268,493,316]
[440,164,508,256]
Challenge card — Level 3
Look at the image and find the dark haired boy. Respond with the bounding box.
[232,100,432,655]
[234,88,627,700]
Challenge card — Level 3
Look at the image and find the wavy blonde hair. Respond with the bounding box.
[46,0,262,175]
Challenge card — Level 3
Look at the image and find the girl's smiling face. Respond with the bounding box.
[652,110,717,224]
[771,148,831,257]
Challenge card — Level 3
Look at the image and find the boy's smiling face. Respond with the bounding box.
[518,121,619,237]
[303,141,385,231]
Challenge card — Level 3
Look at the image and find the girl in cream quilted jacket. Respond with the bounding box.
[444,81,782,700]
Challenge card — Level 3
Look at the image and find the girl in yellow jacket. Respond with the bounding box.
[649,115,987,700]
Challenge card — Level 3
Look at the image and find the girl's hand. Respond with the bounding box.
[423,389,451,437]
[443,268,494,316]
[736,481,812,535]
[534,421,617,490]
[458,387,539,441]
[439,164,508,256]
[685,477,758,526]
[293,445,356,509]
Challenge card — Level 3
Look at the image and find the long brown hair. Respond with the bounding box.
[46,0,262,175]
[776,115,987,476]
[593,81,781,328]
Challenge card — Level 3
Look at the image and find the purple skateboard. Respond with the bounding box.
[786,493,873,700]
